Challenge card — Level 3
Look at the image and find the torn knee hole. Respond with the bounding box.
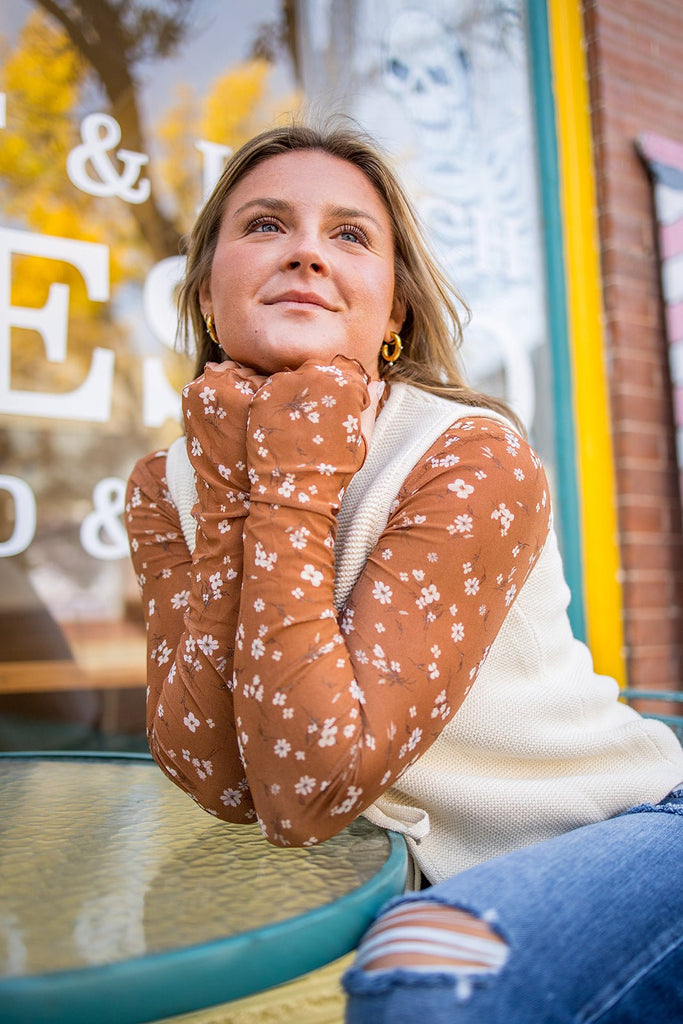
[356,900,508,976]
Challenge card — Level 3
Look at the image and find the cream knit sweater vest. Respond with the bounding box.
[167,382,683,882]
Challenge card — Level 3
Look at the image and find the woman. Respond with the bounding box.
[126,120,683,1023]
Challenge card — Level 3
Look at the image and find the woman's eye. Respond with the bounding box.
[248,217,280,233]
[338,224,370,245]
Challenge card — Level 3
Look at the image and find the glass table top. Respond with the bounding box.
[0,753,407,1024]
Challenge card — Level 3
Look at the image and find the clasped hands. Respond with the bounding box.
[181,356,386,502]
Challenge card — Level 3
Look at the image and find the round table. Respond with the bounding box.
[0,753,407,1024]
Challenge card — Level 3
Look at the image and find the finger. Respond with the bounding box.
[204,359,243,374]
[205,360,268,386]
[360,379,385,448]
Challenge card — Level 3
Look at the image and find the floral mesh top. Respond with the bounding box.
[125,357,551,846]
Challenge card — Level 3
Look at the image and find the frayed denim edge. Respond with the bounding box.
[357,888,508,933]
[623,786,683,817]
[342,890,510,997]
[343,962,484,997]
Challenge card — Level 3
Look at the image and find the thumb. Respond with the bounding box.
[360,379,386,450]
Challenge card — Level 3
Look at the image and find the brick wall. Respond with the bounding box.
[583,0,683,690]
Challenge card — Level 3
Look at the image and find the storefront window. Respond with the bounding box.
[0,0,560,748]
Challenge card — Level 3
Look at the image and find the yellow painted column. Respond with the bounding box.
[547,0,627,683]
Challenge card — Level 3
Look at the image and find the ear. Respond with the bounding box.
[387,294,407,337]
[199,280,212,316]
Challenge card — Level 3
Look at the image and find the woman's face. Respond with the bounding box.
[200,150,404,378]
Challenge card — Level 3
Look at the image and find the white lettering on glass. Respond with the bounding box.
[143,255,186,350]
[142,255,186,426]
[0,228,113,421]
[80,477,128,560]
[66,113,151,204]
[0,475,36,556]
[195,140,233,207]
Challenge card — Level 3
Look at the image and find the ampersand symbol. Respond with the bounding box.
[66,113,151,204]
[80,478,129,560]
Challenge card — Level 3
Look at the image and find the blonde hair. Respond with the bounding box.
[178,118,519,427]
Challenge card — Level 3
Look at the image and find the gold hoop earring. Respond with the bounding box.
[381,331,402,364]
[203,313,218,345]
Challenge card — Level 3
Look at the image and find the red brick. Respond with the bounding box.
[583,0,682,684]
[618,467,679,499]
[610,354,663,390]
[599,67,683,115]
[626,647,679,686]
[621,539,683,572]
[600,0,683,47]
[610,389,673,426]
[617,502,668,535]
[624,692,683,715]
[600,212,656,256]
[626,612,681,649]
[613,428,666,463]
[602,288,660,328]
[643,35,683,74]
[626,651,677,690]
[609,332,666,362]
[622,573,679,610]
[583,1,600,43]
[600,174,658,220]
[610,396,668,424]
[608,302,664,334]
[607,343,666,378]
[596,34,681,98]
[602,247,662,287]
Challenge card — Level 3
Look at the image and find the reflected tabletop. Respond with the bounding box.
[0,753,407,1024]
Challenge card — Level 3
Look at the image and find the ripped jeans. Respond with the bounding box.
[343,788,683,1023]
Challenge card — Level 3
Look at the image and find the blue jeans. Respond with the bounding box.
[343,788,683,1023]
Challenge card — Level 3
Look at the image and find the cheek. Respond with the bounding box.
[212,262,239,300]
[211,269,252,331]
[360,269,397,327]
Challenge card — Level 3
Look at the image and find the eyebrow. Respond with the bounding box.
[232,197,384,230]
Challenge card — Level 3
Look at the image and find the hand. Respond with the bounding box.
[204,359,269,391]
[360,379,386,451]
[182,361,265,495]
[245,357,372,515]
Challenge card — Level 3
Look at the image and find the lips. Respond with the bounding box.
[267,290,336,310]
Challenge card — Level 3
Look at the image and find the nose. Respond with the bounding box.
[282,232,329,275]
[288,256,324,273]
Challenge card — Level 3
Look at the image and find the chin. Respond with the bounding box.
[247,345,339,375]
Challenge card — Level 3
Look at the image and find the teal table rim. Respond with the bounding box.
[0,752,408,1024]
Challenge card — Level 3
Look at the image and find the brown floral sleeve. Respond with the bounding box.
[232,359,551,845]
[125,363,261,820]
[127,358,550,843]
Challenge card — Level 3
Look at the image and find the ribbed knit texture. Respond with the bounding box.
[167,383,683,882]
[166,435,198,553]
